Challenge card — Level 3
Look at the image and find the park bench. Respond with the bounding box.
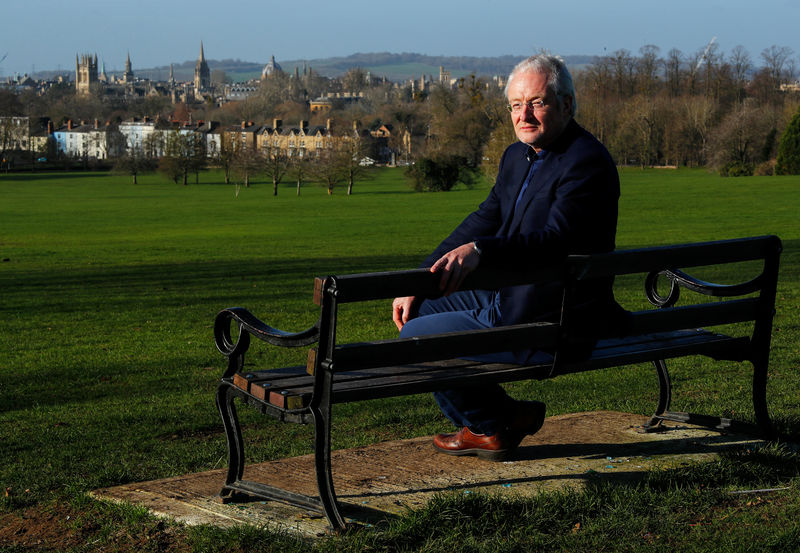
[213,235,781,531]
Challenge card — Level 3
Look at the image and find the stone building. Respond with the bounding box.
[75,53,98,95]
[256,119,335,159]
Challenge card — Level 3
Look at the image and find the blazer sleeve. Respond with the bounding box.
[420,146,518,267]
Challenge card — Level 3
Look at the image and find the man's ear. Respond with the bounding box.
[561,94,574,115]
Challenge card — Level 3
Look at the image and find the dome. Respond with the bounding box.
[261,55,283,79]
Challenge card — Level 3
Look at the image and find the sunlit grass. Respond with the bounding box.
[1,166,799,551]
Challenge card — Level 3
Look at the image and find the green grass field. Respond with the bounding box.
[1,167,799,551]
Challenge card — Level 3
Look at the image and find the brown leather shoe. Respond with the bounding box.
[506,400,546,448]
[433,427,510,461]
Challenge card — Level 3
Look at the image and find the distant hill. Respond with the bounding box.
[33,52,598,83]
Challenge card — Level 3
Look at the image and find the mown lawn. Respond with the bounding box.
[1,167,799,552]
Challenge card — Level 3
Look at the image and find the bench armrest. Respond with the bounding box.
[214,307,319,357]
[645,269,766,308]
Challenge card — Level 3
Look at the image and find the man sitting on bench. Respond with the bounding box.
[392,53,621,461]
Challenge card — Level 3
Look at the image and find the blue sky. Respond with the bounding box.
[1,0,798,77]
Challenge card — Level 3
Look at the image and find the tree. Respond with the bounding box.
[776,107,800,174]
[426,77,492,168]
[480,117,516,183]
[232,144,260,188]
[636,45,661,96]
[664,48,684,97]
[310,145,346,195]
[262,145,290,196]
[338,135,372,195]
[761,45,795,88]
[113,147,155,184]
[405,154,474,192]
[729,45,752,103]
[708,101,779,175]
[158,130,198,185]
[342,67,368,93]
[288,155,310,196]
[216,137,236,185]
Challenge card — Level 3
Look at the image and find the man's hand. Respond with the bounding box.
[430,242,480,297]
[392,295,419,331]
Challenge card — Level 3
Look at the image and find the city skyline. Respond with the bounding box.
[2,0,799,78]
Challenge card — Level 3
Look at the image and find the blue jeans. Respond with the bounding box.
[399,290,548,435]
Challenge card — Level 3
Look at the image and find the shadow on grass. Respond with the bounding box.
[0,171,114,182]
[0,253,423,412]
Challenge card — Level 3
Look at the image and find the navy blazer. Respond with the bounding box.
[423,119,620,341]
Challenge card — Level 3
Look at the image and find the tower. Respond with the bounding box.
[75,53,98,95]
[194,41,210,92]
[122,52,134,83]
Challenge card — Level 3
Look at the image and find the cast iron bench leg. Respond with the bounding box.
[216,383,245,502]
[752,357,776,439]
[311,400,346,530]
[643,359,672,432]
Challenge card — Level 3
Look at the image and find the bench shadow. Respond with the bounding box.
[336,429,764,501]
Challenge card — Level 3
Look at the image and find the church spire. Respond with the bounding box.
[123,51,134,83]
[194,41,210,92]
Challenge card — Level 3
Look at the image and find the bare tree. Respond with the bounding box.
[761,45,795,86]
[113,147,155,184]
[310,142,346,195]
[288,155,310,196]
[664,48,684,97]
[707,100,779,172]
[610,49,636,97]
[232,143,259,188]
[338,135,372,195]
[262,145,290,196]
[729,45,753,102]
[636,45,661,96]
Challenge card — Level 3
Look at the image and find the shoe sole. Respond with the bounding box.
[433,443,510,462]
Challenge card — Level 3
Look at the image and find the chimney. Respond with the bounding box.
[67,119,73,130]
[299,120,307,131]
[273,118,282,130]
[241,121,246,129]
[47,121,54,134]
[94,119,99,129]
[326,118,331,131]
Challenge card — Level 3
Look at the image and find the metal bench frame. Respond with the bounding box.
[214,235,782,530]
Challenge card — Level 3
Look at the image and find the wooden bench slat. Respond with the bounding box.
[571,235,780,280]
[332,322,559,371]
[625,299,759,335]
[236,330,746,408]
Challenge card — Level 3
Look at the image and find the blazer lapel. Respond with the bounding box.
[497,149,534,236]
[507,153,558,234]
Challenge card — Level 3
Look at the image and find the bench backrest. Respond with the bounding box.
[310,235,782,374]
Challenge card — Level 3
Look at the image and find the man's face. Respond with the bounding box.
[507,70,573,152]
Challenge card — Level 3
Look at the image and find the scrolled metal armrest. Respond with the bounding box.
[645,268,765,307]
[214,307,319,357]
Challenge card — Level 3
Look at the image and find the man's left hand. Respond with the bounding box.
[430,242,480,296]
